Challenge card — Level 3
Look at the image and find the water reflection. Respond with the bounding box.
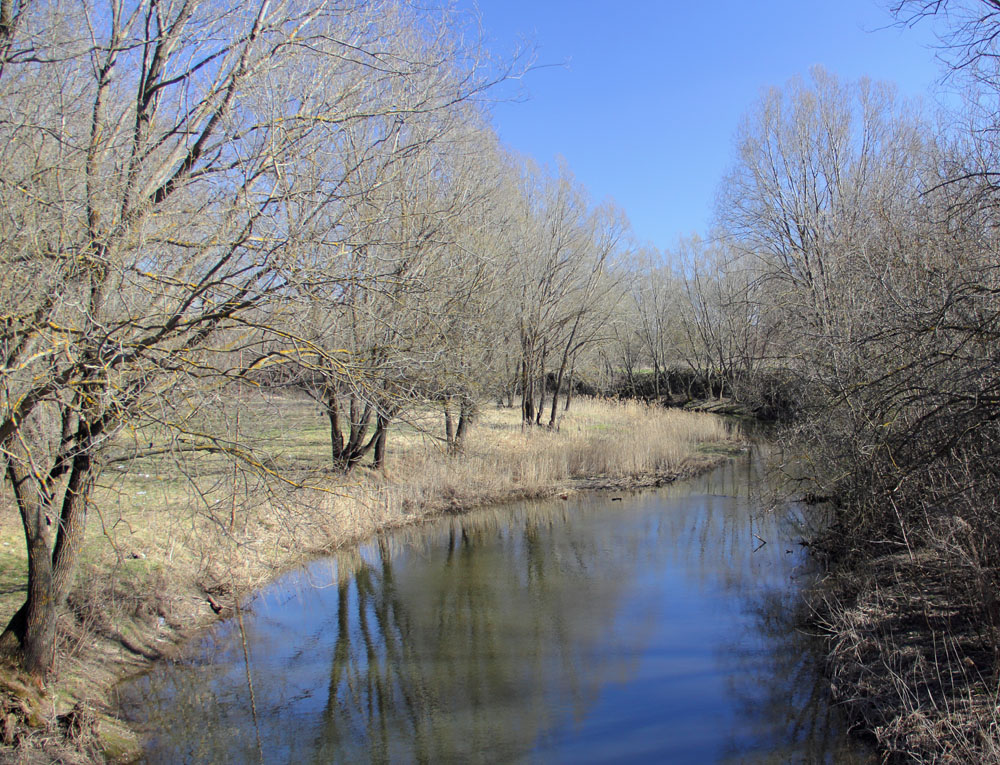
[121,453,871,764]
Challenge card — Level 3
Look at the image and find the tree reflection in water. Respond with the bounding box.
[121,453,872,764]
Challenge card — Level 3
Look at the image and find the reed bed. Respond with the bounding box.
[149,397,736,594]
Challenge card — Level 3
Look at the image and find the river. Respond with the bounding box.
[120,451,873,763]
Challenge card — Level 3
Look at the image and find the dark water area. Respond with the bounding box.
[120,452,873,763]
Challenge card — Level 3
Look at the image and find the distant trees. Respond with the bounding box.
[676,238,776,404]
[626,247,683,400]
[603,69,935,420]
[612,235,777,408]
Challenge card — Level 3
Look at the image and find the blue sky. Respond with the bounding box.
[468,1,951,251]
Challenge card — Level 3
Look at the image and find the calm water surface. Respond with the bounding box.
[120,453,872,763]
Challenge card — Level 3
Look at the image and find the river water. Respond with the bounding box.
[120,452,872,763]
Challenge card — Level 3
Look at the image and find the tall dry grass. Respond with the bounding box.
[163,397,735,590]
[820,549,1000,763]
[389,397,733,499]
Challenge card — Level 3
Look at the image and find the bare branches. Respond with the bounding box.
[0,0,28,78]
[0,0,518,674]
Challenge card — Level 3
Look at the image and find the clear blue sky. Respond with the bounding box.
[467,0,951,251]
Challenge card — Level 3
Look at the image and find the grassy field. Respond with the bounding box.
[0,394,738,761]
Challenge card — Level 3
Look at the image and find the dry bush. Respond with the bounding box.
[819,544,1000,763]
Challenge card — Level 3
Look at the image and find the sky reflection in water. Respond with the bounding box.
[121,453,873,764]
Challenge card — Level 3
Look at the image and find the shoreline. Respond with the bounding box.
[0,404,739,763]
[107,455,735,762]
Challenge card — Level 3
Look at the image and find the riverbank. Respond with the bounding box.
[810,547,1000,762]
[0,397,738,763]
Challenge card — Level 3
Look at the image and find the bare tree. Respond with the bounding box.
[0,0,500,675]
[544,201,626,428]
[672,237,780,405]
[506,159,627,426]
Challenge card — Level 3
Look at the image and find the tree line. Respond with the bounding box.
[0,0,671,678]
[2,0,998,704]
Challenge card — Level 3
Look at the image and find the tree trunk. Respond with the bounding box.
[1,456,57,675]
[454,396,474,450]
[331,393,376,471]
[326,389,345,464]
[372,413,389,469]
[548,335,578,428]
[444,398,455,452]
[548,365,565,429]
[521,355,534,426]
[50,451,93,603]
[347,394,365,454]
[536,370,547,426]
[535,343,547,426]
[0,410,102,676]
[564,363,574,412]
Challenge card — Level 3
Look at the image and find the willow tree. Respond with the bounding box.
[283,106,505,470]
[507,160,627,426]
[0,0,498,675]
[420,129,515,452]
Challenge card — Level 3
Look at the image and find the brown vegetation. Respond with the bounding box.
[817,549,1000,763]
[4,0,999,760]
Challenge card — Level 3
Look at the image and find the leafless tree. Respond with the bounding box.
[0,0,502,675]
[505,160,627,426]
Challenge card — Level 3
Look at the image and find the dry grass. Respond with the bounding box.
[75,396,734,613]
[0,394,737,759]
[817,549,1000,763]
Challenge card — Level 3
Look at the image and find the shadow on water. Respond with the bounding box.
[119,449,873,764]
